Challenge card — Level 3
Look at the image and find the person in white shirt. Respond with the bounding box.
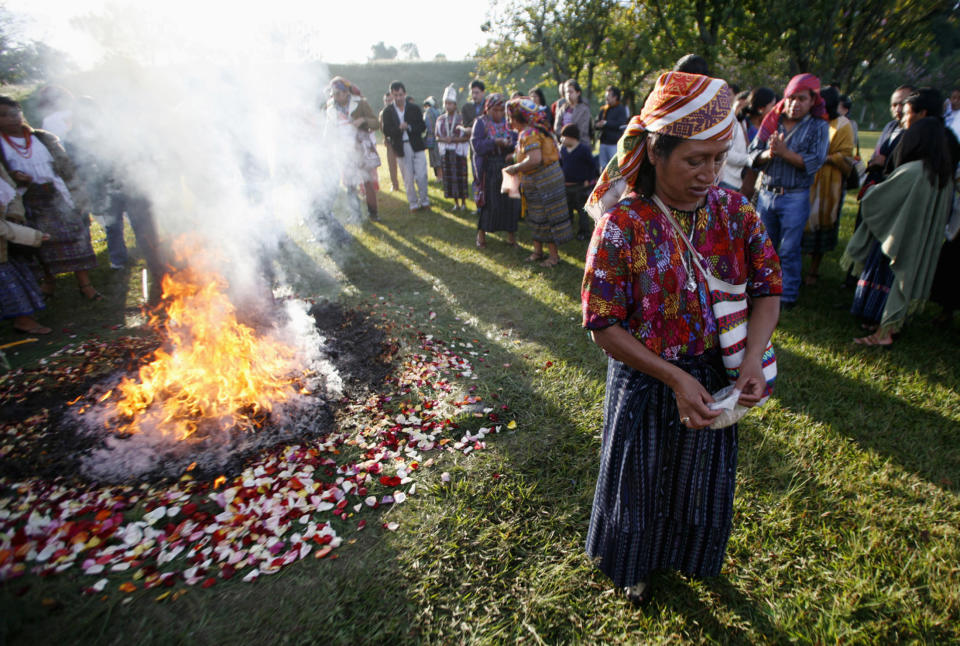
[380,81,429,211]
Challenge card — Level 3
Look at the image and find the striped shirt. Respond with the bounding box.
[747,113,829,190]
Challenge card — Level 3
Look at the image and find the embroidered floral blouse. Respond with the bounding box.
[581,187,782,360]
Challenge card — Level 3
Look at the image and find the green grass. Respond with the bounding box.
[2,135,959,645]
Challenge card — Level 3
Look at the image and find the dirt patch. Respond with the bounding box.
[0,301,396,485]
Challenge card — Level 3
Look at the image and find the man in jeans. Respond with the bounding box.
[747,73,829,310]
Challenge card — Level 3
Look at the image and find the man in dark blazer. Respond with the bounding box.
[380,80,429,211]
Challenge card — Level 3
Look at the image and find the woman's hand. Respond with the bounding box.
[10,171,31,185]
[734,355,766,407]
[672,371,721,429]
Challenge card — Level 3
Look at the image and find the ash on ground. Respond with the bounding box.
[0,301,395,485]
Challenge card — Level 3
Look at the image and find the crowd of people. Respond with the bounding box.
[1,56,958,614]
[327,60,958,607]
[0,87,162,338]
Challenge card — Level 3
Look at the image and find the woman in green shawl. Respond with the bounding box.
[843,115,955,347]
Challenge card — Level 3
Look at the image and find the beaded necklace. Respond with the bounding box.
[1,128,33,159]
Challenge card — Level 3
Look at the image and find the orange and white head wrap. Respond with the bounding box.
[586,71,735,219]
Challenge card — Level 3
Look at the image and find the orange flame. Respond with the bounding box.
[108,265,298,440]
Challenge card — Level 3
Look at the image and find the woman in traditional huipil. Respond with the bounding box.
[435,85,470,211]
[802,86,854,286]
[844,114,955,347]
[0,163,50,334]
[470,94,520,249]
[0,96,100,300]
[504,97,573,266]
[581,72,782,605]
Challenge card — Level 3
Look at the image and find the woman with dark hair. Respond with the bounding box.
[470,94,520,248]
[802,86,854,285]
[554,79,591,147]
[527,87,553,133]
[504,97,572,266]
[744,87,777,142]
[838,94,859,147]
[843,116,955,347]
[0,96,100,300]
[582,72,781,605]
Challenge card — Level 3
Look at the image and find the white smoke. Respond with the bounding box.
[33,5,371,305]
[28,7,371,481]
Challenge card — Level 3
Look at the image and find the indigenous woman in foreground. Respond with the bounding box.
[470,94,520,249]
[0,96,100,300]
[581,72,782,606]
[435,86,470,211]
[505,97,573,266]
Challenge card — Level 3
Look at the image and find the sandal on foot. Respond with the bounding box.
[79,283,103,301]
[525,253,544,262]
[539,257,559,267]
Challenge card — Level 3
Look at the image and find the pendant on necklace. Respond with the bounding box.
[684,251,698,292]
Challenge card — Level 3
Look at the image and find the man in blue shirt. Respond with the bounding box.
[748,74,830,309]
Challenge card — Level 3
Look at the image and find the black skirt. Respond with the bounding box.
[586,352,738,587]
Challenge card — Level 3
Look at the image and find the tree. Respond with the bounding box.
[475,0,617,104]
[475,0,957,113]
[369,41,398,61]
[0,8,72,84]
[400,43,420,60]
[434,53,448,62]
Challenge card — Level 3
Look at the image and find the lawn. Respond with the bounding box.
[2,136,959,645]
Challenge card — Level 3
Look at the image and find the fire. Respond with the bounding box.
[108,265,299,440]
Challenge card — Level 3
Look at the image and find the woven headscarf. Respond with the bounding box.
[586,71,735,219]
[755,73,828,143]
[329,76,362,96]
[506,96,551,135]
[484,93,505,114]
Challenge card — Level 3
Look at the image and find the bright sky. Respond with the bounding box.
[6,0,492,67]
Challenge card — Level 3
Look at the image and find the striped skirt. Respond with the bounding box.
[440,150,468,199]
[0,257,46,320]
[586,353,737,588]
[522,162,573,245]
[24,189,97,275]
[850,241,893,324]
[477,157,520,233]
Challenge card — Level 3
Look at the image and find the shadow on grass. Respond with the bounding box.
[773,344,959,493]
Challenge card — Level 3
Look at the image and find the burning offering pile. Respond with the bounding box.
[0,289,515,596]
